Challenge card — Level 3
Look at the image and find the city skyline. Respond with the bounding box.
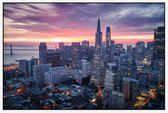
[3,3,165,110]
[4,3,164,47]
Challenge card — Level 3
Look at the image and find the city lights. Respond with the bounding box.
[3,3,165,110]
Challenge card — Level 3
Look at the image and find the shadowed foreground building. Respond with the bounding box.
[153,26,165,60]
[123,78,137,103]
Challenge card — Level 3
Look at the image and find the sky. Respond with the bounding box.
[4,3,164,48]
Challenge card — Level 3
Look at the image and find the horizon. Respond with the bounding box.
[4,39,153,50]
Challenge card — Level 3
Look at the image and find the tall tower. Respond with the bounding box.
[82,40,89,60]
[106,27,111,62]
[39,42,47,64]
[93,18,102,65]
[71,42,81,69]
[153,26,165,60]
[104,63,117,91]
[91,18,104,87]
[10,44,13,55]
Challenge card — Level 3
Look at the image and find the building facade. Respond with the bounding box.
[33,63,52,83]
[105,27,111,63]
[39,42,47,64]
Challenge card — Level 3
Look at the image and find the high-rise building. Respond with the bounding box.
[106,27,111,62]
[19,59,28,76]
[115,44,124,54]
[39,42,47,64]
[64,45,72,60]
[46,50,60,67]
[131,60,137,79]
[147,41,154,50]
[109,91,125,109]
[64,45,72,66]
[92,18,104,86]
[82,40,89,60]
[81,59,91,77]
[19,58,38,77]
[88,46,95,62]
[33,63,52,83]
[110,40,115,62]
[45,67,68,85]
[71,42,81,69]
[93,18,103,65]
[59,42,64,50]
[136,41,145,54]
[59,42,65,66]
[28,58,38,77]
[122,78,137,102]
[153,26,165,60]
[104,63,117,91]
[126,45,132,58]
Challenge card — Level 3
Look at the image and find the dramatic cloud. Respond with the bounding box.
[4,3,164,45]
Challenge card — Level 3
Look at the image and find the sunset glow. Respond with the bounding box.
[4,3,164,46]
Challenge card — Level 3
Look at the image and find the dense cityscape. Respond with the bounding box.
[3,17,165,109]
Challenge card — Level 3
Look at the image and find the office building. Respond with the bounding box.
[136,41,145,54]
[109,91,125,109]
[153,26,165,60]
[33,63,52,83]
[45,67,68,85]
[81,59,91,77]
[19,59,28,76]
[106,27,111,62]
[104,63,117,91]
[28,58,38,76]
[59,42,64,50]
[71,42,81,69]
[82,40,89,60]
[122,78,137,102]
[39,42,47,64]
[46,50,60,67]
[58,42,65,66]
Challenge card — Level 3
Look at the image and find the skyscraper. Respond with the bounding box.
[136,41,145,54]
[104,63,117,91]
[147,41,154,51]
[46,50,61,67]
[110,40,115,62]
[93,18,103,65]
[92,18,104,86]
[45,67,68,85]
[153,26,165,60]
[33,63,52,83]
[64,45,72,60]
[39,42,47,64]
[109,91,125,109]
[82,40,89,60]
[71,42,81,69]
[19,59,28,76]
[106,27,111,62]
[127,45,132,53]
[122,78,137,103]
[28,58,38,76]
[59,42,64,50]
